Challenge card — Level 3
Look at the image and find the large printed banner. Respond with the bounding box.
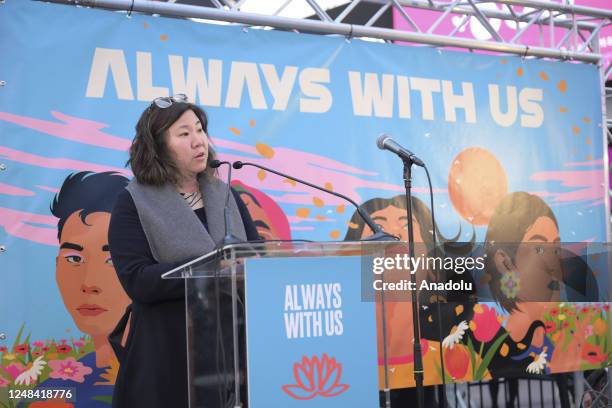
[0,0,609,406]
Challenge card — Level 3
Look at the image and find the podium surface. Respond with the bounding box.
[162,241,388,408]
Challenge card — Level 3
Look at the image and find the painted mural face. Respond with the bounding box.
[165,109,209,181]
[56,211,131,338]
[239,192,281,240]
[515,215,562,301]
[369,205,423,243]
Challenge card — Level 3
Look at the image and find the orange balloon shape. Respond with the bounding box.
[448,147,508,225]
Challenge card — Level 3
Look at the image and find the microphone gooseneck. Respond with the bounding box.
[213,160,243,248]
[232,161,396,242]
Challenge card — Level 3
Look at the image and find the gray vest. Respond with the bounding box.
[126,177,247,263]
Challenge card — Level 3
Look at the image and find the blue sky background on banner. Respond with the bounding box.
[0,0,607,343]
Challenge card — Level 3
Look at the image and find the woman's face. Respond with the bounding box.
[165,109,209,180]
[514,215,562,301]
[56,212,131,338]
[364,205,423,243]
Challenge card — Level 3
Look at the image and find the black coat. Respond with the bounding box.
[108,188,258,408]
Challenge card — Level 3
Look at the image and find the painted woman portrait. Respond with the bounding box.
[231,180,291,241]
[344,194,475,401]
[482,192,588,375]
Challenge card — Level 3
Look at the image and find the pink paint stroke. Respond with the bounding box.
[35,185,60,193]
[217,147,446,205]
[0,182,35,197]
[530,169,605,204]
[289,226,315,231]
[212,139,376,177]
[0,207,58,246]
[563,159,604,167]
[287,216,336,224]
[0,110,442,205]
[0,146,131,175]
[587,199,605,207]
[0,111,130,151]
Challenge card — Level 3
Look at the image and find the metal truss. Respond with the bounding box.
[49,0,611,65]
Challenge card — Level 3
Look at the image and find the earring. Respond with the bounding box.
[500,270,521,299]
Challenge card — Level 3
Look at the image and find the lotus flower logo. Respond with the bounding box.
[282,354,349,400]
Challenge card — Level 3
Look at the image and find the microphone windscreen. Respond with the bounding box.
[376,134,390,150]
[232,161,244,169]
[210,159,223,169]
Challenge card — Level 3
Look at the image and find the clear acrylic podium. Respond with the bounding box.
[161,241,391,408]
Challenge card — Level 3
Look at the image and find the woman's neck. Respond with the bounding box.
[175,175,199,194]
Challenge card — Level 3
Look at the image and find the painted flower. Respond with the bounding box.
[15,356,46,386]
[73,341,85,348]
[0,375,10,388]
[32,350,43,357]
[2,352,16,361]
[48,357,93,383]
[470,304,501,343]
[443,321,468,349]
[56,344,72,354]
[558,314,566,321]
[500,270,520,299]
[562,321,569,329]
[544,321,557,333]
[33,341,44,348]
[526,349,548,374]
[42,346,50,353]
[593,318,607,337]
[5,362,26,380]
[581,307,591,314]
[14,343,29,355]
[444,344,470,380]
[282,354,349,400]
[0,346,7,353]
[550,308,560,317]
[585,325,594,337]
[582,343,608,365]
[603,304,610,312]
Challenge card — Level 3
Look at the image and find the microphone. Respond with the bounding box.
[232,161,397,242]
[210,159,242,247]
[376,134,424,167]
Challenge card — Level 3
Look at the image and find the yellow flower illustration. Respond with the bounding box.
[2,353,16,361]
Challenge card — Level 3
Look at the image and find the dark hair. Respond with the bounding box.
[484,191,558,312]
[128,101,217,186]
[50,171,129,240]
[343,194,460,253]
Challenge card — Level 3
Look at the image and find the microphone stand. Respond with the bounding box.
[210,160,243,408]
[403,158,425,408]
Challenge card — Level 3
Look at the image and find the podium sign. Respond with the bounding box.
[245,256,379,407]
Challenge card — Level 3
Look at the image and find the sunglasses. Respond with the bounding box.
[152,93,188,108]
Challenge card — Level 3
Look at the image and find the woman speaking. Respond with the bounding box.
[108,94,258,408]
